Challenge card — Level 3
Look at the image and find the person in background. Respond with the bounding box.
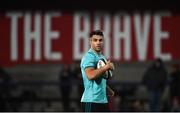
[169,63,180,111]
[0,67,13,111]
[142,58,168,111]
[58,65,72,111]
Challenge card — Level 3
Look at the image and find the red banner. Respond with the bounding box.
[0,11,180,66]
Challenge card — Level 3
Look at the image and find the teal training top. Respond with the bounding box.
[80,48,108,103]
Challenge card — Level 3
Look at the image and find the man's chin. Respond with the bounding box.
[95,49,101,52]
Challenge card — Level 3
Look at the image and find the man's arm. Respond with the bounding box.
[85,60,114,80]
[106,85,115,97]
[85,66,107,80]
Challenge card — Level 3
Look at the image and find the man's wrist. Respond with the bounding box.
[102,65,109,71]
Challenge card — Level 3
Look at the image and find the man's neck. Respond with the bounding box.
[90,48,102,55]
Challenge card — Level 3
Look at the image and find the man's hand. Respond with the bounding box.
[106,60,115,71]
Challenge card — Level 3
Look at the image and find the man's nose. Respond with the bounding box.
[97,40,101,44]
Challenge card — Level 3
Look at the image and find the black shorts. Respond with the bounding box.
[81,102,110,112]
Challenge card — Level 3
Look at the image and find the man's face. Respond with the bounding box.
[90,35,104,53]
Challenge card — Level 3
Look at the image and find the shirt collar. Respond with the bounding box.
[89,48,102,56]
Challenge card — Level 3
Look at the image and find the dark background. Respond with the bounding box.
[0,0,179,12]
[0,0,180,112]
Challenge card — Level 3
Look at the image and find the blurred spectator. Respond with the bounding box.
[58,64,72,111]
[20,89,37,111]
[0,67,13,111]
[142,58,168,111]
[69,61,83,111]
[76,69,83,111]
[118,84,137,111]
[70,61,81,80]
[169,63,180,111]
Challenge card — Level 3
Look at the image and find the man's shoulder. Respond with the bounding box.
[83,50,95,58]
[81,50,96,64]
[80,50,96,68]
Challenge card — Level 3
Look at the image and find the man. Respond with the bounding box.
[80,30,115,112]
[169,63,180,111]
[142,58,168,111]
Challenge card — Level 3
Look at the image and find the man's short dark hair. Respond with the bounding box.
[89,30,104,38]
